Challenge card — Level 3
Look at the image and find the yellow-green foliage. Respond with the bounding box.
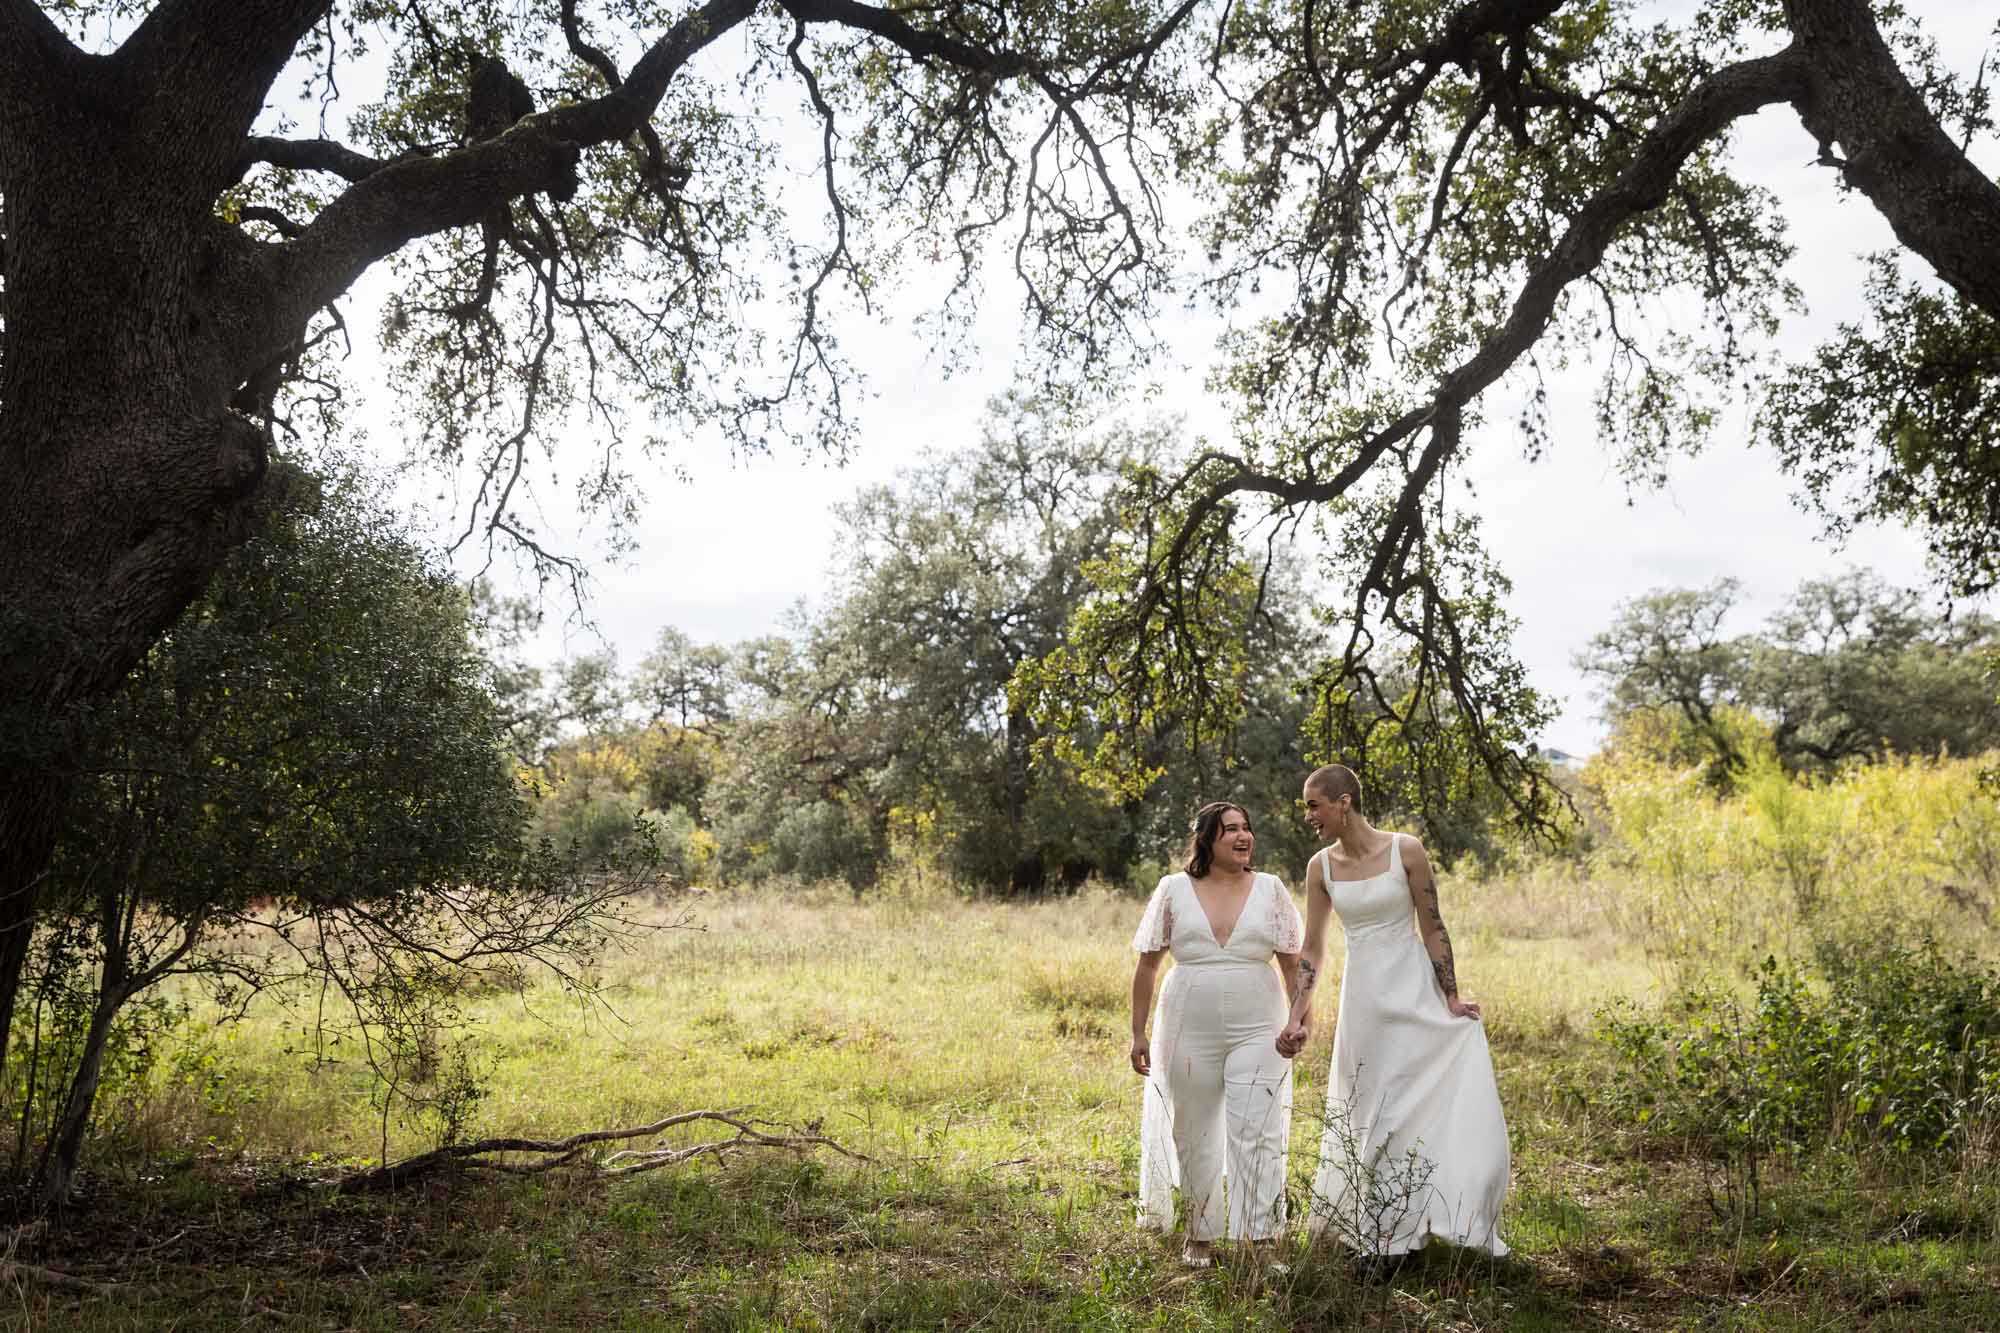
[1581,744,2000,979]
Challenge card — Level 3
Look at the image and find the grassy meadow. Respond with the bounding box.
[12,783,2000,1332]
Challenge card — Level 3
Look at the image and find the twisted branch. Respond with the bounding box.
[335,1109,871,1193]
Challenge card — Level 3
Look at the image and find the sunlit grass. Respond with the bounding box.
[12,867,2000,1330]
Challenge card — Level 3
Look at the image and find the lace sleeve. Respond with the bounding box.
[1131,875,1177,953]
[1272,875,1305,954]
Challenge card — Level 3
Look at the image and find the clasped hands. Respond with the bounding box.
[1138,1001,1475,1075]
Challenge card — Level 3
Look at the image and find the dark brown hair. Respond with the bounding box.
[1182,801,1252,878]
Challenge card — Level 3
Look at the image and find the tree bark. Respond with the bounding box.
[34,981,132,1209]
[0,779,64,1072]
[1785,0,2000,320]
[0,9,294,1074]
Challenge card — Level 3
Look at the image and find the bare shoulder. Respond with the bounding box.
[1301,846,1328,896]
[1400,833,1437,880]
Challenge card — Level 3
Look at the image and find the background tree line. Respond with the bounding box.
[509,402,2000,894]
[499,395,1329,893]
[1578,573,2000,792]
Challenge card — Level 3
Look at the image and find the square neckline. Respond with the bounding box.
[1320,834,1402,889]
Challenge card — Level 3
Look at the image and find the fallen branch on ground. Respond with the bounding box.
[333,1109,871,1194]
[0,1258,129,1295]
[0,1218,149,1297]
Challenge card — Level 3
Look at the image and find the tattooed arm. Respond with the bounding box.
[1277,853,1332,1058]
[1406,836,1481,1020]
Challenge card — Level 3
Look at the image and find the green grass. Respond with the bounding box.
[6,879,1999,1329]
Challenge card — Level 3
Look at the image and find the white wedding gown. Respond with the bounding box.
[1307,834,1509,1255]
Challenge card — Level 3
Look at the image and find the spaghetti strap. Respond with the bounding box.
[1388,832,1403,874]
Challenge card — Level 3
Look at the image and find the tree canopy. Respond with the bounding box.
[505,398,1331,891]
[3,0,1998,1064]
[1048,0,1999,838]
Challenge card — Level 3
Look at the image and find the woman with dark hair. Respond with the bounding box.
[1129,802,1306,1267]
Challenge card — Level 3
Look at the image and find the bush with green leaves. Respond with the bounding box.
[3,470,633,1208]
[1591,944,2000,1195]
[643,805,716,889]
[1578,736,2000,979]
[760,800,879,890]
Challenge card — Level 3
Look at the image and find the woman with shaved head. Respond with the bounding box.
[1275,764,1509,1257]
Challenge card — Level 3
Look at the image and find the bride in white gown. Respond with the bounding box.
[1275,763,1509,1256]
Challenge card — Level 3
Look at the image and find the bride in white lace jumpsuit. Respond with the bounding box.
[1129,802,1305,1263]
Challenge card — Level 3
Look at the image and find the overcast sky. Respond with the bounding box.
[328,0,1993,757]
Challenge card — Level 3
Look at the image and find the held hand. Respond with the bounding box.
[1446,996,1482,1021]
[1130,1037,1151,1077]
[1275,1021,1310,1059]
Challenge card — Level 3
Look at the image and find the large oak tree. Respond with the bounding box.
[0,0,1209,1069]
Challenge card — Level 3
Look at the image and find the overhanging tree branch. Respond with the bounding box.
[237,136,390,183]
[777,0,1026,75]
[239,0,1058,394]
[243,0,770,361]
[1101,45,1812,836]
[1784,0,2000,319]
[1162,45,1812,550]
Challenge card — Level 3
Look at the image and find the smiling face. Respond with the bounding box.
[1301,782,1351,844]
[1208,806,1255,872]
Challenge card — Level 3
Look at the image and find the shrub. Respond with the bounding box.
[766,800,878,889]
[643,805,717,888]
[530,779,652,863]
[1575,749,2000,980]
[1591,943,2000,1198]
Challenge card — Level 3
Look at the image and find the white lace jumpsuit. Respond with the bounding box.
[1133,871,1304,1241]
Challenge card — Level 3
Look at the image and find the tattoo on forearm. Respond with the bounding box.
[1298,957,1318,995]
[1419,882,1458,998]
[1430,932,1459,1000]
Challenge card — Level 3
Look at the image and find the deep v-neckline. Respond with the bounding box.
[1186,872,1260,949]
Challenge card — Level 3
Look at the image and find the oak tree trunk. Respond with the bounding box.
[0,59,276,1076]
